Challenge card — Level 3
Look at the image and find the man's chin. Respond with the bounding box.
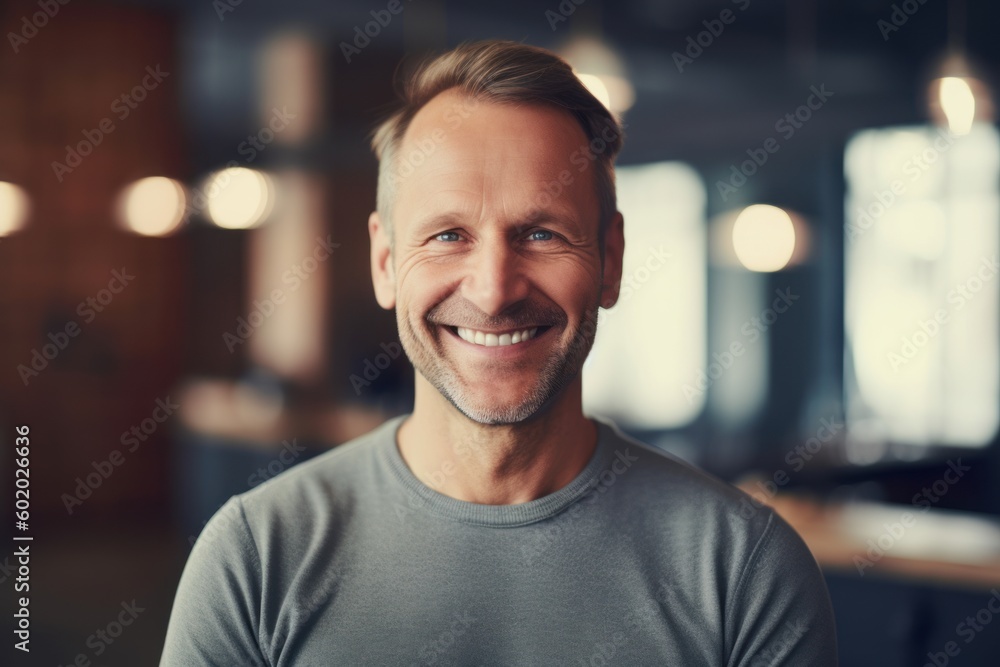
[450,401,540,426]
[438,375,567,425]
[446,389,537,424]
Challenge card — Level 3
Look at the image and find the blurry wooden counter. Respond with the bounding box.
[737,483,1000,591]
[175,377,391,449]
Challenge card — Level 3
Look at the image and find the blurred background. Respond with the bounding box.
[1,0,999,664]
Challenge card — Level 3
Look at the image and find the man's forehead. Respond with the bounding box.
[399,88,592,169]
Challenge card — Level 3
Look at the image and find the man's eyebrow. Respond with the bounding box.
[409,209,582,237]
[513,209,589,237]
[408,212,465,237]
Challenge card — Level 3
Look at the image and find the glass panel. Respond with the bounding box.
[583,162,707,429]
[844,124,1000,448]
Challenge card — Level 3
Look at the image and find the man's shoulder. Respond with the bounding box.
[598,418,753,505]
[595,416,778,536]
[596,418,823,608]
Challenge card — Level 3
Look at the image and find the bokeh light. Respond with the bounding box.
[731,204,796,272]
[203,167,275,229]
[117,176,188,237]
[938,76,977,136]
[0,181,30,236]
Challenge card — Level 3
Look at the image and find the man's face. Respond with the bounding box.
[371,88,622,425]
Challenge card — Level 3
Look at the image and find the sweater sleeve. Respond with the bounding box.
[726,510,839,666]
[160,496,269,667]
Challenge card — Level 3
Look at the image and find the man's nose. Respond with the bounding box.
[460,239,530,317]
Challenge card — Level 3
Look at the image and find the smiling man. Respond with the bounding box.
[161,40,837,666]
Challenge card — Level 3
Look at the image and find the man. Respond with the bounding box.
[161,40,838,665]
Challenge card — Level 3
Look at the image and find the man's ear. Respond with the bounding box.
[600,211,625,309]
[369,211,396,310]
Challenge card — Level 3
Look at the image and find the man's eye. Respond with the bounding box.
[528,229,554,241]
[434,231,460,242]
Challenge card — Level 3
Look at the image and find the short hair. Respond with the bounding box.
[369,39,625,250]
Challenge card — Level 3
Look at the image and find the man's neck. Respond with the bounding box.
[396,376,598,505]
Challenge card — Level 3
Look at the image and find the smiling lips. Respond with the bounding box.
[454,326,540,347]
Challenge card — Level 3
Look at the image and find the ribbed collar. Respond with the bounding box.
[379,413,619,528]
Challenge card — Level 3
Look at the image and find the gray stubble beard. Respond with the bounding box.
[398,300,601,426]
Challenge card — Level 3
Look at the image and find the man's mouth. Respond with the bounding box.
[444,325,551,348]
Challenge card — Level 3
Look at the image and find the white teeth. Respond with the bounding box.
[453,325,542,347]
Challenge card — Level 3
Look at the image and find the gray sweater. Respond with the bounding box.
[160,414,838,666]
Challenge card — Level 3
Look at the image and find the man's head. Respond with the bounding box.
[368,39,626,426]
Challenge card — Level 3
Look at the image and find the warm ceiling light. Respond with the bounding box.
[937,76,976,136]
[561,36,635,114]
[0,181,30,236]
[117,176,187,237]
[927,52,993,135]
[731,204,796,272]
[203,167,274,229]
[574,71,635,115]
[575,72,611,111]
[600,74,635,113]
